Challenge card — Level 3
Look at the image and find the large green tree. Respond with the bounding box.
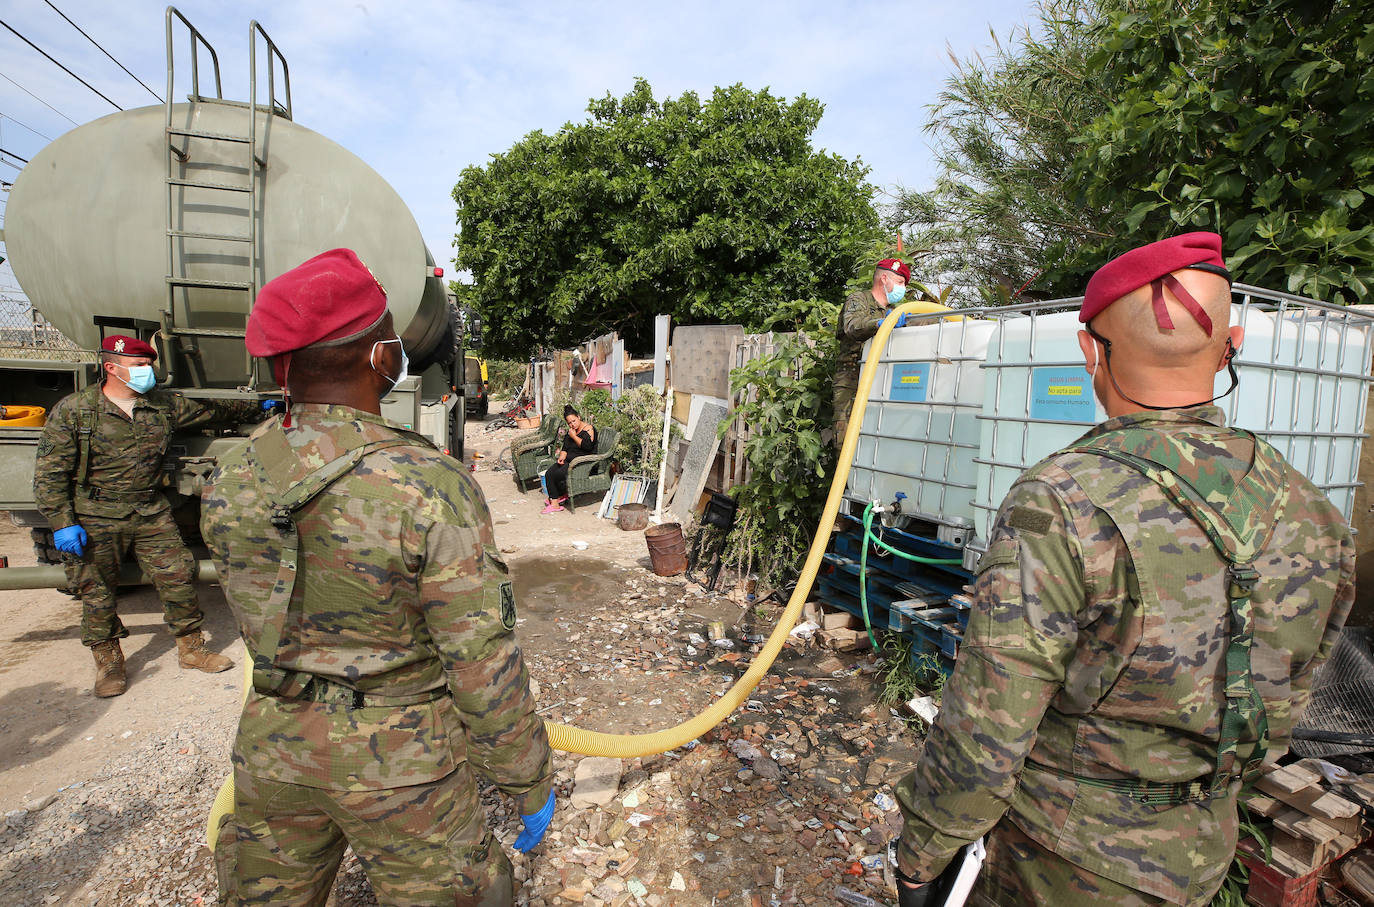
[894,0,1373,303]
[1067,0,1373,300]
[454,79,881,357]
[888,0,1116,300]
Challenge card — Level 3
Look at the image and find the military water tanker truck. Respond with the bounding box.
[0,8,468,571]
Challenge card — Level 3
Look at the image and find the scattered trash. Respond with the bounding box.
[834,885,881,907]
[728,739,764,761]
[905,695,940,725]
[571,540,589,550]
[873,791,897,811]
[626,812,654,827]
[860,854,885,870]
[788,619,819,640]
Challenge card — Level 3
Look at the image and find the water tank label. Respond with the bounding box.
[890,363,931,402]
[1030,368,1096,422]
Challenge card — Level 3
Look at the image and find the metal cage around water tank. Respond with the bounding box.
[844,285,1374,571]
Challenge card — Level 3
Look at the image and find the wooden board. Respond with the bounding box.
[1240,792,1282,817]
[1272,807,1340,845]
[1253,774,1364,836]
[1259,763,1323,794]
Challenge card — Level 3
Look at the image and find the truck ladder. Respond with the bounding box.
[162,8,290,389]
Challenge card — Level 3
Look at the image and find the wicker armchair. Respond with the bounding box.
[563,427,618,512]
[511,415,559,489]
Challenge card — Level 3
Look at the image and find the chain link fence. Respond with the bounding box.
[0,295,95,361]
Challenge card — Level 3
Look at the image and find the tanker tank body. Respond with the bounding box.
[0,8,465,573]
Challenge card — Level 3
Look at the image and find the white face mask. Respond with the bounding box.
[370,335,409,390]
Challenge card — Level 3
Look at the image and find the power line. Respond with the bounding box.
[0,111,53,141]
[42,0,162,103]
[0,70,79,125]
[0,146,29,164]
[0,18,122,111]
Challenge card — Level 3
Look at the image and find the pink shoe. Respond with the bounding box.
[541,502,565,514]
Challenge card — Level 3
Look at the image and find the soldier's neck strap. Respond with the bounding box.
[1085,323,1239,411]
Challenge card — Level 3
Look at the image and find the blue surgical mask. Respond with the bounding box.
[371,336,409,390]
[117,363,157,394]
[886,284,907,305]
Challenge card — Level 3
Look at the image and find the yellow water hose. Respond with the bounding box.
[207,299,953,848]
[0,405,47,427]
[546,298,953,756]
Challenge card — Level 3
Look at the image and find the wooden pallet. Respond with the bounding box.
[1242,761,1369,877]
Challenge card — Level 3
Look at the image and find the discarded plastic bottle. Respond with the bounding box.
[834,885,881,907]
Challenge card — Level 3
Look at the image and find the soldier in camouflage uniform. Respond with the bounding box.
[893,234,1355,906]
[203,249,553,906]
[834,258,908,442]
[33,334,263,698]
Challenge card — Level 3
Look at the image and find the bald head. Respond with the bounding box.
[1077,270,1242,416]
[1095,269,1233,364]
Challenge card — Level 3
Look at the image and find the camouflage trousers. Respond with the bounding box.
[63,509,201,646]
[833,366,859,444]
[970,820,1220,906]
[215,762,514,907]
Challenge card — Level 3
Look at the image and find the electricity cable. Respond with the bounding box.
[0,111,53,141]
[0,18,122,111]
[0,146,28,164]
[206,299,955,847]
[0,70,80,125]
[41,1,162,103]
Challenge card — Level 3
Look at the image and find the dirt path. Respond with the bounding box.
[0,417,921,906]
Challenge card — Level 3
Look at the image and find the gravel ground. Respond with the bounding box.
[0,573,924,907]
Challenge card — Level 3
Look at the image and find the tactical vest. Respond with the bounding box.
[1053,425,1283,802]
[243,421,448,709]
[72,390,173,506]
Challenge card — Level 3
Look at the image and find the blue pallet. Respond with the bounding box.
[831,524,971,599]
[819,522,970,672]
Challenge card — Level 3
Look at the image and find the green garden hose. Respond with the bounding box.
[858,502,963,649]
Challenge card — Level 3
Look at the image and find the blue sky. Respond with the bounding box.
[1,0,1037,301]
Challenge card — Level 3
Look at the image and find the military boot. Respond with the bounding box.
[91,640,127,698]
[176,631,233,673]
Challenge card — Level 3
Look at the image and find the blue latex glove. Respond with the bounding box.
[895,312,909,328]
[54,525,88,557]
[513,792,555,853]
[260,399,284,413]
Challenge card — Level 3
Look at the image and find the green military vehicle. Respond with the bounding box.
[0,8,467,571]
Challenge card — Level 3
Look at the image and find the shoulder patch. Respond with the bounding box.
[499,581,517,631]
[1007,505,1053,535]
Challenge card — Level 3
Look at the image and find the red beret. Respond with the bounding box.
[877,258,912,283]
[246,248,388,357]
[101,335,157,361]
[1080,232,1230,323]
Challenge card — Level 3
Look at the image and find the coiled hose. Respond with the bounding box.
[208,299,954,848]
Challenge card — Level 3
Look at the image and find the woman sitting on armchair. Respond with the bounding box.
[542,404,597,513]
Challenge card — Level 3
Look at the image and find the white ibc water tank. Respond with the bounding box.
[846,317,996,544]
[972,310,1107,549]
[972,299,1371,555]
[1225,300,1373,519]
[849,290,1373,567]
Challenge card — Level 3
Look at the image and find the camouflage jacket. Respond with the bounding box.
[895,406,1355,902]
[34,383,259,528]
[835,288,886,376]
[201,404,552,811]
